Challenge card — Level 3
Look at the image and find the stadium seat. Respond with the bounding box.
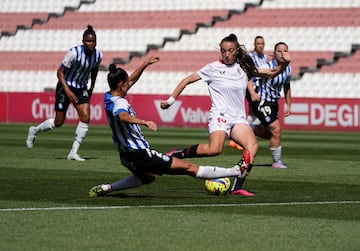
[0,0,359,99]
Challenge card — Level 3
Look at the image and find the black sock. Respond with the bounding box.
[172,144,198,159]
[231,177,246,191]
[230,164,253,191]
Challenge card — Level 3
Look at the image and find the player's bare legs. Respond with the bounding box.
[195,130,227,156]
[230,123,258,163]
[253,119,287,168]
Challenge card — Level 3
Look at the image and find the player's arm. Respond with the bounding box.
[247,79,260,102]
[128,56,160,89]
[88,67,99,98]
[283,84,291,117]
[119,111,157,131]
[255,51,291,78]
[161,72,201,109]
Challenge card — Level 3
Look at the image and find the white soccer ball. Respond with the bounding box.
[205,177,231,196]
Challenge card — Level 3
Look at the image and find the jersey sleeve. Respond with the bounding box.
[197,64,212,82]
[61,49,75,69]
[113,98,129,117]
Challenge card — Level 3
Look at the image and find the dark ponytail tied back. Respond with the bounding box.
[107,64,129,90]
[83,24,96,40]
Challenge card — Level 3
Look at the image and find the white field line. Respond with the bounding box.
[1,200,359,212]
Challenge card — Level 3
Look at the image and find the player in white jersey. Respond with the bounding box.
[26,25,102,161]
[161,34,288,196]
[89,57,250,198]
[248,42,292,169]
[230,35,269,150]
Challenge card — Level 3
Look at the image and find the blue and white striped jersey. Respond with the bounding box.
[256,59,291,102]
[61,45,102,89]
[249,51,268,89]
[248,51,268,68]
[104,92,150,152]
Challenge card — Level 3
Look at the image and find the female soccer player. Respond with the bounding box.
[89,57,248,197]
[160,34,259,195]
[160,34,289,195]
[26,25,102,161]
[247,42,292,169]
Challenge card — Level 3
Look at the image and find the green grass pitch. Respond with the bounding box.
[1,123,360,251]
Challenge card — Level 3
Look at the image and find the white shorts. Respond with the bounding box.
[208,112,248,137]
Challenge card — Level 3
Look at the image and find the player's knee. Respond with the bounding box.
[271,127,281,138]
[207,145,223,156]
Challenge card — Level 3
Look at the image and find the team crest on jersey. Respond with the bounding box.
[162,155,170,162]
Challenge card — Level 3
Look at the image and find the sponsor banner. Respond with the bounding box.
[7,92,106,125]
[1,92,360,131]
[282,98,360,131]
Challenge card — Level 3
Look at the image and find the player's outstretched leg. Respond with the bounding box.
[26,126,37,148]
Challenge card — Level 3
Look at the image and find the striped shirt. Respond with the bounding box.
[61,45,102,89]
[248,51,268,68]
[104,91,150,152]
[256,59,291,102]
[249,51,268,89]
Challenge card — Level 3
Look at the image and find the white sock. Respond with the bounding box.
[71,122,88,153]
[110,175,143,191]
[195,165,240,179]
[270,146,282,162]
[34,118,55,134]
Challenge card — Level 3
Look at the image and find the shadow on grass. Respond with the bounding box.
[2,167,360,208]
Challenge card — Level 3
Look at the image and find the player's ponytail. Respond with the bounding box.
[107,64,129,90]
[83,24,96,40]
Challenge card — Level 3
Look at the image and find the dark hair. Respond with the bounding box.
[83,25,96,40]
[107,64,129,90]
[274,41,288,51]
[254,35,264,43]
[220,33,258,79]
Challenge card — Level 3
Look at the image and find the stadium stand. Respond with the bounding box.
[0,0,359,98]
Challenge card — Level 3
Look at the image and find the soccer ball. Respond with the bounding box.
[205,178,231,196]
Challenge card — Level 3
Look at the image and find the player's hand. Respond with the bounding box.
[281,51,291,65]
[144,121,157,131]
[147,56,160,65]
[66,89,78,104]
[284,106,291,117]
[251,92,260,102]
[160,100,170,109]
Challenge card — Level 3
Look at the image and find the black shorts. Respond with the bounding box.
[119,149,172,176]
[251,101,279,126]
[55,82,90,112]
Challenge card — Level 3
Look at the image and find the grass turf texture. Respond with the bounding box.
[1,123,360,251]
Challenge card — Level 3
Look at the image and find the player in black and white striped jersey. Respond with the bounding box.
[26,25,103,161]
[248,42,292,169]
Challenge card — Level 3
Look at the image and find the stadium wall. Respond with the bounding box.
[0,92,359,132]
